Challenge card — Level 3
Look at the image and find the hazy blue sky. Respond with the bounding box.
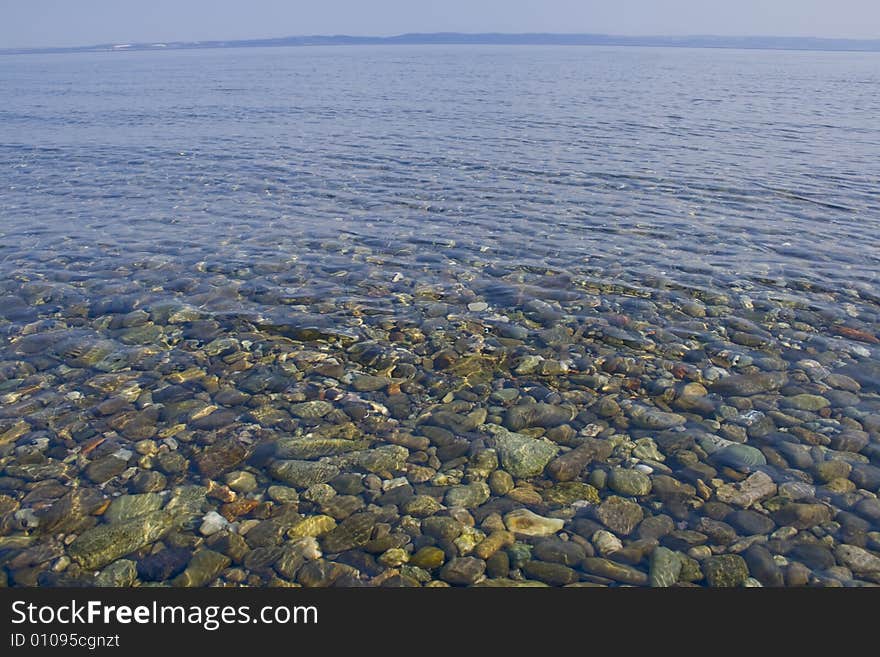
[2,0,879,49]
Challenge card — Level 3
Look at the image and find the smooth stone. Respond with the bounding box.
[192,437,250,479]
[205,532,249,564]
[488,470,515,495]
[289,401,334,419]
[321,512,377,553]
[696,518,738,545]
[104,493,164,524]
[296,559,358,587]
[649,546,682,587]
[829,431,869,453]
[410,546,446,570]
[137,547,191,581]
[715,471,777,507]
[439,557,486,585]
[710,372,788,396]
[522,560,578,585]
[608,468,652,497]
[854,497,880,523]
[542,481,600,506]
[85,455,129,484]
[171,550,231,587]
[814,460,852,483]
[69,510,174,570]
[790,544,835,570]
[422,517,464,541]
[581,557,648,585]
[546,443,594,482]
[199,511,229,536]
[704,554,749,587]
[728,509,775,535]
[488,425,559,479]
[592,530,623,555]
[638,515,675,540]
[531,537,586,566]
[275,438,370,460]
[473,530,515,560]
[225,471,258,493]
[772,503,833,529]
[402,495,443,518]
[850,464,880,491]
[445,482,491,509]
[834,545,880,574]
[649,475,695,499]
[503,509,564,537]
[627,405,686,430]
[781,394,830,411]
[743,545,784,587]
[94,559,137,587]
[269,460,340,488]
[287,515,337,539]
[351,375,391,392]
[710,443,767,470]
[505,404,574,431]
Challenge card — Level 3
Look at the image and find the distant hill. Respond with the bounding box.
[3,32,880,55]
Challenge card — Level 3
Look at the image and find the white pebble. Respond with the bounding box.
[199,511,228,536]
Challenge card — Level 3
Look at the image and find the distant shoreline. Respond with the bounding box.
[3,32,880,56]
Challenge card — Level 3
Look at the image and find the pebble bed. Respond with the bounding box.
[1,248,879,588]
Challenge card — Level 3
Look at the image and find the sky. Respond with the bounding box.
[1,0,879,49]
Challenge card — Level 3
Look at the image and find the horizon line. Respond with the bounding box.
[3,31,880,55]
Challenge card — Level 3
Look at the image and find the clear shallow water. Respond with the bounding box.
[0,46,879,588]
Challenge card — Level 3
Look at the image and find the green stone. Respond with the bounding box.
[487,424,559,479]
[542,481,600,506]
[704,554,749,587]
[445,482,490,509]
[410,546,446,570]
[70,510,175,570]
[104,493,164,524]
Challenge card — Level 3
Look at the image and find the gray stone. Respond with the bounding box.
[532,537,586,566]
[505,404,574,431]
[445,482,490,509]
[728,509,775,535]
[489,425,559,479]
[744,545,784,587]
[710,443,767,470]
[440,557,486,585]
[581,557,648,585]
[715,471,777,507]
[595,496,644,536]
[850,464,880,491]
[94,559,137,587]
[710,372,788,396]
[649,546,682,587]
[834,545,880,574]
[628,405,686,430]
[608,468,652,497]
